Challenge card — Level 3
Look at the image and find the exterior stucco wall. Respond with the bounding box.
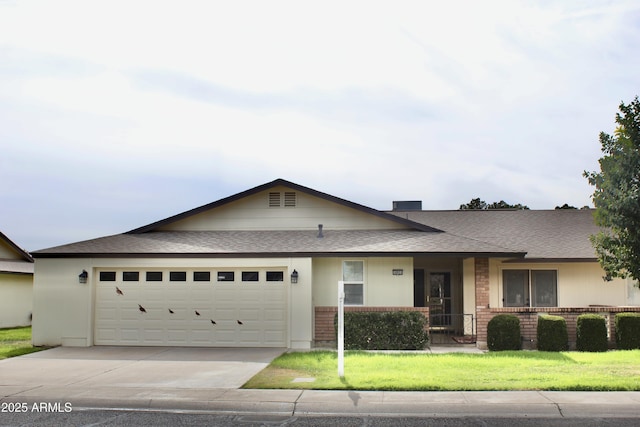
[32,258,93,346]
[489,259,632,308]
[462,258,476,317]
[312,257,413,307]
[0,273,33,328]
[33,257,313,348]
[159,186,408,232]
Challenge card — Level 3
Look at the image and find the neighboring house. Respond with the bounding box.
[0,231,34,328]
[31,179,640,349]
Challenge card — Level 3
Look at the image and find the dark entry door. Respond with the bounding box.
[428,272,452,327]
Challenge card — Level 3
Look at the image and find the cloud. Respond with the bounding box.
[130,69,439,123]
[1,0,640,250]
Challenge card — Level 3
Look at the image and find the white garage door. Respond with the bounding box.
[94,268,288,347]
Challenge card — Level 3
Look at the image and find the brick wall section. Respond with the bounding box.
[483,306,640,350]
[314,306,430,344]
[474,258,491,346]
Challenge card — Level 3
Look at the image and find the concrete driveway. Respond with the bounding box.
[0,346,286,408]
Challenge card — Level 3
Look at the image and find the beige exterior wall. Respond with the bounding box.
[488,259,633,308]
[312,257,413,307]
[159,186,408,232]
[0,273,33,328]
[33,256,313,348]
[462,258,476,315]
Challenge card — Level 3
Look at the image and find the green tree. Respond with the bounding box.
[584,96,640,282]
[555,204,577,210]
[459,198,529,210]
[459,198,487,210]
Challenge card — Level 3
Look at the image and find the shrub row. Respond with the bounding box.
[576,314,608,352]
[487,312,640,351]
[616,313,640,350]
[334,311,429,350]
[537,315,568,351]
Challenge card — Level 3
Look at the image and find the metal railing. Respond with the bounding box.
[428,313,475,345]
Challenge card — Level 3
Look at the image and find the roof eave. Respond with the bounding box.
[503,257,599,263]
[32,251,527,259]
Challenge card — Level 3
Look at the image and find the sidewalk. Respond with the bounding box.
[3,387,640,418]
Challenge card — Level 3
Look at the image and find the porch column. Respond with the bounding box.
[474,257,491,349]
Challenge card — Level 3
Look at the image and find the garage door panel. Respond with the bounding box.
[215,308,237,320]
[120,328,140,341]
[95,268,288,347]
[239,289,262,302]
[264,308,285,321]
[238,309,260,321]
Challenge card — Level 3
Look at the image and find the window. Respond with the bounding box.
[146,271,163,282]
[170,271,187,282]
[531,270,557,307]
[99,271,116,281]
[193,271,210,282]
[123,272,139,282]
[343,260,364,305]
[503,270,557,307]
[266,271,284,282]
[242,271,259,282]
[217,271,235,282]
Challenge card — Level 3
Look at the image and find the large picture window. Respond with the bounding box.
[503,270,557,307]
[343,260,364,305]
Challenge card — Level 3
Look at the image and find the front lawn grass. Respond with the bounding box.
[243,350,640,391]
[0,326,47,359]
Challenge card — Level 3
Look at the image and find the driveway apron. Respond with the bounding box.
[0,346,284,396]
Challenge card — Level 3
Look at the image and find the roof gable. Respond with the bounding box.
[128,179,441,234]
[0,231,33,262]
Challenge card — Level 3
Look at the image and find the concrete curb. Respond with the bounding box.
[3,388,640,418]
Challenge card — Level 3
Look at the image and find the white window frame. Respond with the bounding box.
[342,260,364,306]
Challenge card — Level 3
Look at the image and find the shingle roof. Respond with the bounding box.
[389,209,599,260]
[32,229,525,258]
[30,180,599,260]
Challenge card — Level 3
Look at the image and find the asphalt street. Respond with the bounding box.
[2,409,640,427]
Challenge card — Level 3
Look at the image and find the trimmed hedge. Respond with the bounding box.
[537,315,568,351]
[334,311,429,350]
[576,314,608,352]
[487,314,521,351]
[615,313,640,350]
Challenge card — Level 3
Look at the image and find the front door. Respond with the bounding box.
[428,272,452,328]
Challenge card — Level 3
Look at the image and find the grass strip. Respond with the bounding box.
[243,350,640,391]
[0,326,47,359]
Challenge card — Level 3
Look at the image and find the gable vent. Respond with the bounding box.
[284,191,297,207]
[269,192,281,207]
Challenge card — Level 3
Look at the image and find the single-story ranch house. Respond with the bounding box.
[31,179,640,349]
[0,231,34,328]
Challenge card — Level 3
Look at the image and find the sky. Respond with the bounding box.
[1,0,640,252]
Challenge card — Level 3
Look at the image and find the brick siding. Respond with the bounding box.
[474,258,491,346]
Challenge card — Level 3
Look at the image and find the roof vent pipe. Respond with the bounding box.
[317,224,324,238]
